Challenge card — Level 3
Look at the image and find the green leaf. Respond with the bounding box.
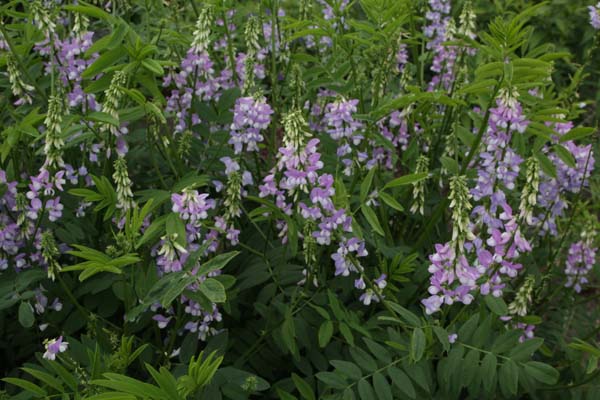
[481,353,497,391]
[21,368,64,392]
[349,347,378,372]
[92,374,166,399]
[360,167,376,203]
[331,360,362,381]
[196,251,239,276]
[360,205,385,237]
[86,111,120,126]
[199,278,226,303]
[372,372,393,400]
[553,144,576,168]
[357,379,375,400]
[458,313,480,344]
[388,367,416,399]
[384,172,429,189]
[523,362,559,385]
[277,389,298,400]
[364,338,391,363]
[385,301,421,327]
[378,192,404,212]
[63,4,114,21]
[432,326,450,352]
[291,373,315,400]
[559,127,595,143]
[84,393,136,400]
[18,301,34,328]
[159,273,196,307]
[498,360,519,396]
[318,320,334,348]
[463,350,480,387]
[440,156,460,175]
[2,378,47,397]
[166,213,187,247]
[282,310,297,356]
[339,322,355,346]
[141,59,164,76]
[509,337,544,362]
[410,328,426,362]
[315,372,347,389]
[535,151,557,178]
[343,388,355,400]
[82,46,125,78]
[484,295,508,316]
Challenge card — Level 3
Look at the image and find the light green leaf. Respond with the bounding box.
[384,172,429,189]
[360,205,385,237]
[410,328,426,362]
[199,278,226,303]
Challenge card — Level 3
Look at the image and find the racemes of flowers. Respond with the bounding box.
[422,88,535,315]
[258,109,369,292]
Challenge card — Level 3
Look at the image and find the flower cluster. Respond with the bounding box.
[589,3,600,29]
[565,239,597,293]
[323,99,364,175]
[423,91,535,314]
[228,96,274,154]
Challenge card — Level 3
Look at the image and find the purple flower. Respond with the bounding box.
[590,3,600,29]
[171,190,215,223]
[152,314,172,329]
[448,333,458,344]
[43,336,68,360]
[565,240,597,293]
[229,96,274,153]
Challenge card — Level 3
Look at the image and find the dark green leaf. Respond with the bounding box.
[361,205,385,237]
[18,302,34,328]
[388,367,415,399]
[498,360,518,396]
[484,295,508,316]
[523,361,559,385]
[318,321,334,348]
[292,373,315,400]
[481,353,497,391]
[410,328,426,362]
[372,373,393,400]
[315,372,347,389]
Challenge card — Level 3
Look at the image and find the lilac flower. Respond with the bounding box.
[220,157,240,176]
[590,3,600,29]
[43,336,68,360]
[152,314,172,329]
[448,333,458,344]
[565,240,597,293]
[331,237,367,277]
[229,96,274,153]
[46,197,64,222]
[359,289,378,306]
[396,43,409,73]
[171,189,215,223]
[323,99,364,175]
[374,274,387,289]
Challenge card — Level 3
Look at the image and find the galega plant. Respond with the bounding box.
[0,0,598,399]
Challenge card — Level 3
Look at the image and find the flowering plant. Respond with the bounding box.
[0,0,599,398]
